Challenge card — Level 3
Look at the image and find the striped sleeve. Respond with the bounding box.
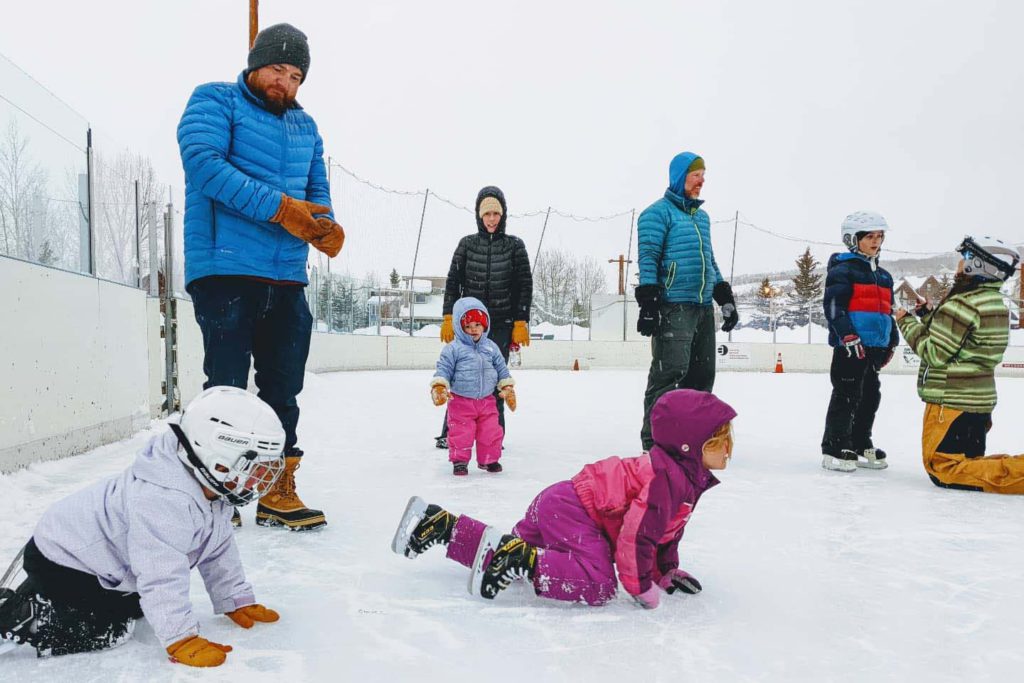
[899,300,976,368]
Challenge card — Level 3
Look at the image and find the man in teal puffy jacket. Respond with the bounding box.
[177,23,342,531]
[635,152,738,450]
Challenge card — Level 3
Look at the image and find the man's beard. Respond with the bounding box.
[246,73,295,115]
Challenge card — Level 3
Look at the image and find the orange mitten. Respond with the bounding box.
[498,385,517,412]
[440,315,455,343]
[166,635,233,668]
[512,321,530,347]
[270,194,333,242]
[311,217,345,257]
[431,382,450,406]
[227,603,280,629]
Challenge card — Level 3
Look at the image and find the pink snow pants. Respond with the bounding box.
[447,393,503,465]
[444,481,618,606]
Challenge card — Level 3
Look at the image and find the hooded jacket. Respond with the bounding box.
[434,297,512,399]
[178,72,333,286]
[32,429,255,648]
[571,389,736,596]
[442,187,533,326]
[897,280,1009,412]
[823,251,898,348]
[637,151,723,304]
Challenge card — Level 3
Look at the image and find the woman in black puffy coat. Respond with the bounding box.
[435,186,533,448]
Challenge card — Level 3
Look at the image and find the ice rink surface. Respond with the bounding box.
[3,369,1023,682]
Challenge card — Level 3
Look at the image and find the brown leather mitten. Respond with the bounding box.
[270,194,333,242]
[499,386,517,412]
[311,217,345,257]
[166,635,233,667]
[226,603,280,629]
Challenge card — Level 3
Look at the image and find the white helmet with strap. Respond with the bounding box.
[840,211,889,252]
[170,386,286,506]
[957,235,1021,282]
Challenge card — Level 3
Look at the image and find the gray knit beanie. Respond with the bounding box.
[247,23,310,82]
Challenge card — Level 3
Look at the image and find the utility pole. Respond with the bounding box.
[607,254,633,295]
[249,0,259,48]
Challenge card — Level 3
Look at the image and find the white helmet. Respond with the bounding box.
[841,211,889,252]
[170,386,286,507]
[957,235,1020,282]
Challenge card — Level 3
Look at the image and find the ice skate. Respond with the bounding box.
[821,450,858,472]
[453,462,468,476]
[435,436,448,449]
[855,447,888,470]
[391,497,455,558]
[477,463,503,473]
[469,531,537,600]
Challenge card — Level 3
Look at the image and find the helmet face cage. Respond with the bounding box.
[170,423,285,507]
[956,236,1020,282]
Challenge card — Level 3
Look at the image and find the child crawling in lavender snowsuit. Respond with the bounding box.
[396,388,736,607]
[430,297,516,476]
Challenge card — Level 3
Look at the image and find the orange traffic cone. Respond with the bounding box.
[774,352,784,373]
[572,359,580,371]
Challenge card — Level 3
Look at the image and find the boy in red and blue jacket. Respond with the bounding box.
[821,211,899,472]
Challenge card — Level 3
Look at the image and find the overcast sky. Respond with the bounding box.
[2,0,1022,278]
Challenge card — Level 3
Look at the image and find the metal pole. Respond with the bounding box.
[408,189,430,335]
[771,297,777,344]
[807,299,812,344]
[531,206,552,276]
[728,210,738,342]
[85,127,95,275]
[134,180,141,287]
[147,202,159,296]
[249,0,259,48]
[163,204,176,413]
[624,208,636,341]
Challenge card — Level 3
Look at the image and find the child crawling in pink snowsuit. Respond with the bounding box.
[395,388,736,607]
[430,297,516,476]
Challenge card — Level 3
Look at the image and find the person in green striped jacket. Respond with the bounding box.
[895,235,1022,493]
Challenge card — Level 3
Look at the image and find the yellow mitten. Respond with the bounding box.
[430,379,450,406]
[497,379,517,412]
[440,315,455,343]
[166,635,233,667]
[227,603,280,629]
[512,320,530,347]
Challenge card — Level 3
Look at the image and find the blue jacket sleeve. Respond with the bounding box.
[637,203,668,287]
[435,344,456,383]
[303,132,334,219]
[823,263,857,340]
[177,84,283,222]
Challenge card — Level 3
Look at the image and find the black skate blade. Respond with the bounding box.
[391,496,429,557]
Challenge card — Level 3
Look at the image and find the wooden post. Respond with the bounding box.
[249,0,259,49]
[607,254,633,295]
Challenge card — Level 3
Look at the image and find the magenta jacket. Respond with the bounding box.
[571,390,736,595]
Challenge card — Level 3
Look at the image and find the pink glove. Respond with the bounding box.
[631,584,661,610]
[658,569,702,595]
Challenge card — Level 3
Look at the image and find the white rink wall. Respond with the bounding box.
[4,256,1024,471]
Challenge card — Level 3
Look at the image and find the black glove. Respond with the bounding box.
[635,285,662,337]
[712,281,739,332]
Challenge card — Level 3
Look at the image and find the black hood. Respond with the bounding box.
[475,186,508,236]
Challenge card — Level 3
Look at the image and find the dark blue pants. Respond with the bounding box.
[187,276,312,451]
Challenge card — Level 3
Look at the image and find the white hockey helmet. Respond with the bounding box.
[170,386,286,507]
[841,211,889,251]
[956,235,1020,282]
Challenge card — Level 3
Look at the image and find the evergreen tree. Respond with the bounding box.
[788,247,823,325]
[389,268,401,288]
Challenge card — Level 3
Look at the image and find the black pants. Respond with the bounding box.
[188,276,313,451]
[641,303,717,451]
[439,325,513,439]
[821,346,888,456]
[3,539,142,656]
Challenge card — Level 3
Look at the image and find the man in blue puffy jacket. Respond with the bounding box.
[177,23,342,531]
[635,152,738,451]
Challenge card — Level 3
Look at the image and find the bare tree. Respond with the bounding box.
[573,255,608,324]
[91,149,158,284]
[0,120,48,260]
[533,248,608,324]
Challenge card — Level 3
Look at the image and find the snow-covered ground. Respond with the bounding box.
[3,370,1024,682]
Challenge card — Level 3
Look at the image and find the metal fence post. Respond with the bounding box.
[163,201,178,414]
[147,202,159,296]
[408,189,430,335]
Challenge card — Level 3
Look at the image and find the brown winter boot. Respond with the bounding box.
[255,452,327,531]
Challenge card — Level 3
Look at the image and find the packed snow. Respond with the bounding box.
[3,369,1024,682]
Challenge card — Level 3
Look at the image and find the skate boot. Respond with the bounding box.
[453,462,469,476]
[391,496,456,558]
[435,436,448,449]
[231,509,242,528]
[256,451,327,531]
[0,586,50,655]
[477,463,503,473]
[470,534,538,600]
[0,587,136,658]
[855,447,888,470]
[821,450,858,472]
